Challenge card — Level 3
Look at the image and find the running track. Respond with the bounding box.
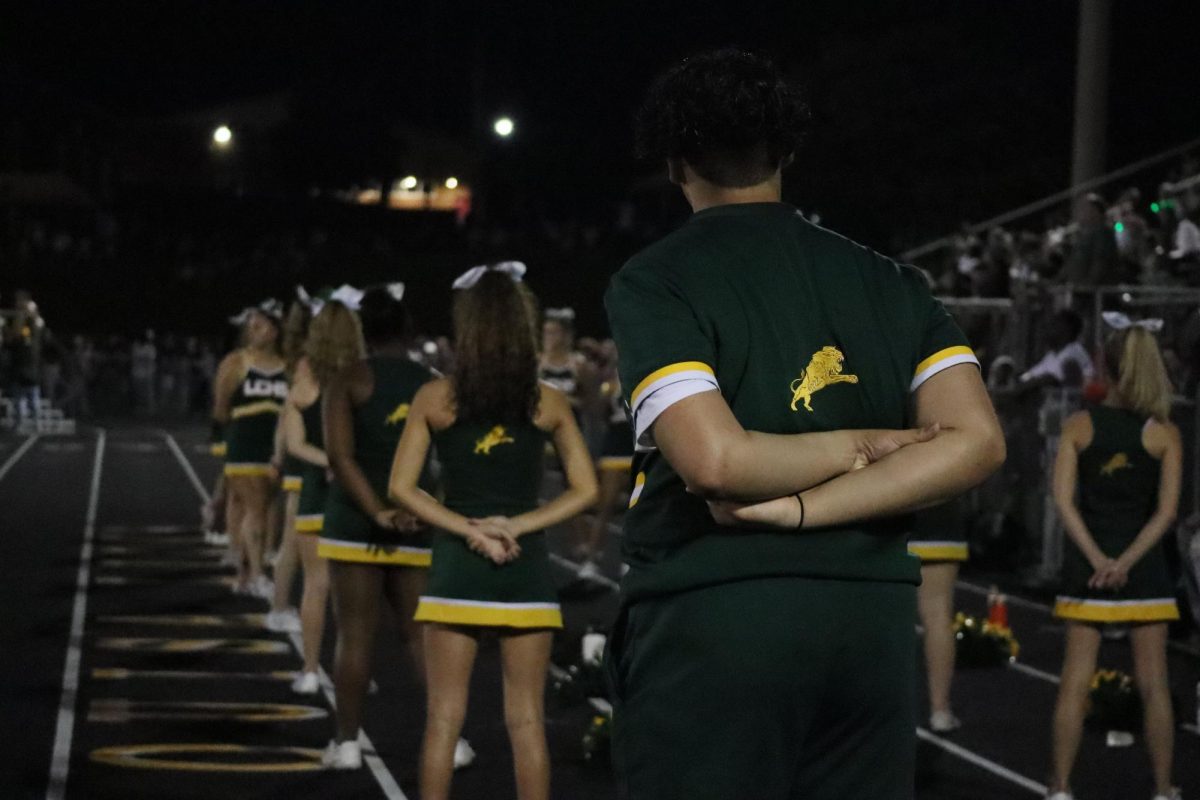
[0,424,1196,799]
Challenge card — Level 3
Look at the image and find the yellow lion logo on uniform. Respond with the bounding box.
[790,346,859,412]
[385,403,410,426]
[474,425,515,455]
[1100,452,1133,477]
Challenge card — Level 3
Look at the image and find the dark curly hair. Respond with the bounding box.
[635,48,809,188]
[359,287,413,347]
[451,270,541,424]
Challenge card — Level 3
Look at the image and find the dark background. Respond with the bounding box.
[3,1,1200,334]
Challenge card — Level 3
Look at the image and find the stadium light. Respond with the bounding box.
[493,117,515,138]
[444,177,459,189]
[400,175,419,190]
[212,125,233,148]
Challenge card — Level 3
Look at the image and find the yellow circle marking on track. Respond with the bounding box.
[96,638,290,654]
[88,700,328,723]
[90,743,324,773]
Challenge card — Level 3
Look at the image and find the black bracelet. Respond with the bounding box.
[794,493,805,530]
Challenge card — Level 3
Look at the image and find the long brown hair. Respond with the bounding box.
[452,270,541,423]
[304,301,365,386]
[281,300,313,374]
[1103,327,1173,422]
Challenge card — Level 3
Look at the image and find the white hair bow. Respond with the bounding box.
[328,284,365,311]
[545,307,576,322]
[385,282,406,302]
[452,261,527,290]
[229,298,283,326]
[1102,311,1163,333]
[295,284,322,313]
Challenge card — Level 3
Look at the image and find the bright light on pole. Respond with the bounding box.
[212,125,233,148]
[493,117,514,138]
[400,175,418,190]
[444,177,459,189]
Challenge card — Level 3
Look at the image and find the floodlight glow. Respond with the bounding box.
[444,177,459,189]
[213,125,233,146]
[493,117,515,138]
[400,176,419,190]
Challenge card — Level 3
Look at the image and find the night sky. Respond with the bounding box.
[5,0,1200,251]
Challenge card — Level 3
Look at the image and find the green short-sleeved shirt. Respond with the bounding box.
[604,202,978,602]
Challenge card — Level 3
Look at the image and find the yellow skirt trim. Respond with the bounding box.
[413,597,563,629]
[599,456,633,472]
[317,538,431,567]
[210,443,228,458]
[282,476,302,493]
[907,542,969,562]
[295,515,324,534]
[225,463,273,477]
[1054,597,1180,623]
[230,401,282,419]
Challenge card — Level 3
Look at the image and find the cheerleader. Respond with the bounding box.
[1046,312,1181,800]
[390,264,598,800]
[907,498,969,733]
[576,369,632,580]
[212,301,288,596]
[319,284,468,769]
[283,293,365,694]
[266,290,314,633]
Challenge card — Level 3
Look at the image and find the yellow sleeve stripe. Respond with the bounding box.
[911,346,978,392]
[630,361,715,407]
[907,542,969,561]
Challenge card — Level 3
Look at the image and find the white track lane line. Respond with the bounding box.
[956,578,1200,659]
[916,726,1047,795]
[46,428,105,800]
[0,433,39,483]
[162,431,408,800]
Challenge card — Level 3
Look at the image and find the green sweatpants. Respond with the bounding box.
[607,576,917,800]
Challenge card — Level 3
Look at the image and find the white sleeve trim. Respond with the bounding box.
[911,346,980,392]
[632,378,719,451]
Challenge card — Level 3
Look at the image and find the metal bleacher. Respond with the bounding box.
[0,393,76,435]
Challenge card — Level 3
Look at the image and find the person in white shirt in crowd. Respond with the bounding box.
[1019,310,1094,393]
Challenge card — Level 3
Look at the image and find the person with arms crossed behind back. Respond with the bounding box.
[604,48,1005,800]
[1046,313,1182,800]
[389,264,598,800]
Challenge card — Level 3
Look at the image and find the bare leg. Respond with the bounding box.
[420,624,479,800]
[239,475,272,582]
[271,491,301,612]
[917,561,959,716]
[580,468,624,559]
[383,566,429,684]
[500,630,553,800]
[1050,622,1101,793]
[295,534,330,673]
[265,486,283,561]
[329,561,383,742]
[224,477,247,586]
[1130,622,1174,796]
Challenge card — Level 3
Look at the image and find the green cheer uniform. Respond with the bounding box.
[413,418,562,629]
[604,202,979,800]
[295,398,327,534]
[907,497,969,562]
[1054,406,1179,623]
[224,363,288,477]
[319,356,434,566]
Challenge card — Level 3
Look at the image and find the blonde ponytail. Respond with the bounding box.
[1106,327,1172,422]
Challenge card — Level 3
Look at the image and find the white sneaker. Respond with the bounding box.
[1046,792,1074,800]
[929,710,962,733]
[453,737,476,770]
[206,531,230,546]
[265,608,301,633]
[321,739,362,770]
[291,671,320,695]
[248,575,274,600]
[1151,790,1182,800]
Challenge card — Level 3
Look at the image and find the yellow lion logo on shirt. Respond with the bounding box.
[1100,452,1133,477]
[790,346,859,413]
[474,425,515,455]
[385,403,410,426]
